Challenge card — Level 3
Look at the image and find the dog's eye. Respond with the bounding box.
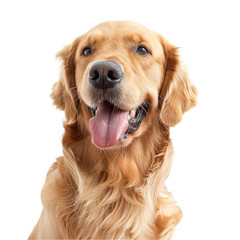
[136,46,150,56]
[82,47,92,56]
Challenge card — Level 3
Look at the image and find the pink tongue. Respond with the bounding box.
[89,102,129,148]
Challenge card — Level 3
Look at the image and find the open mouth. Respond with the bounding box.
[88,101,148,148]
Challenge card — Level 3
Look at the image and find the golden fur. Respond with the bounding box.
[29,21,197,239]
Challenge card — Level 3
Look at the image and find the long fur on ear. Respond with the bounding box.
[51,37,81,123]
[159,37,198,127]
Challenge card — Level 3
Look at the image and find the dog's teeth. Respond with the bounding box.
[95,107,99,115]
[129,109,136,119]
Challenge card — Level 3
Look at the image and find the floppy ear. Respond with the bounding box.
[159,37,198,127]
[51,37,81,123]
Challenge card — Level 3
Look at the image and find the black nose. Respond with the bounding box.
[89,61,123,89]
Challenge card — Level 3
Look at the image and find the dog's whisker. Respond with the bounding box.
[158,95,168,104]
[70,94,81,108]
[74,97,83,117]
[67,86,78,91]
[144,100,161,113]
[140,104,148,115]
[61,87,78,96]
[54,89,78,105]
[58,86,77,95]
[61,91,79,108]
[60,86,78,96]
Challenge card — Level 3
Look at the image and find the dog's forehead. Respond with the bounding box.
[84,21,156,45]
[89,21,150,34]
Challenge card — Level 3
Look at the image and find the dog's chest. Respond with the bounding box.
[74,185,156,239]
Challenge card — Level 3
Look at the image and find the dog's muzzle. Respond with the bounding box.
[87,61,148,149]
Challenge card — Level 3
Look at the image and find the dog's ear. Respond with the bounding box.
[51,37,80,123]
[158,36,198,127]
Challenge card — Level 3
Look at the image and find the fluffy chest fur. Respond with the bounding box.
[40,132,181,239]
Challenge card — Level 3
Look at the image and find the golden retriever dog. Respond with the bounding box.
[29,21,197,239]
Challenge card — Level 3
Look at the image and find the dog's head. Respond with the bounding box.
[51,21,197,149]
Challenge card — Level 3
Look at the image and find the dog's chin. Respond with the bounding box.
[87,101,148,149]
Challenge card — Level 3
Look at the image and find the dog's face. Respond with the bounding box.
[52,21,197,149]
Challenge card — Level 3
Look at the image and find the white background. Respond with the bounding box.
[0,0,240,239]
